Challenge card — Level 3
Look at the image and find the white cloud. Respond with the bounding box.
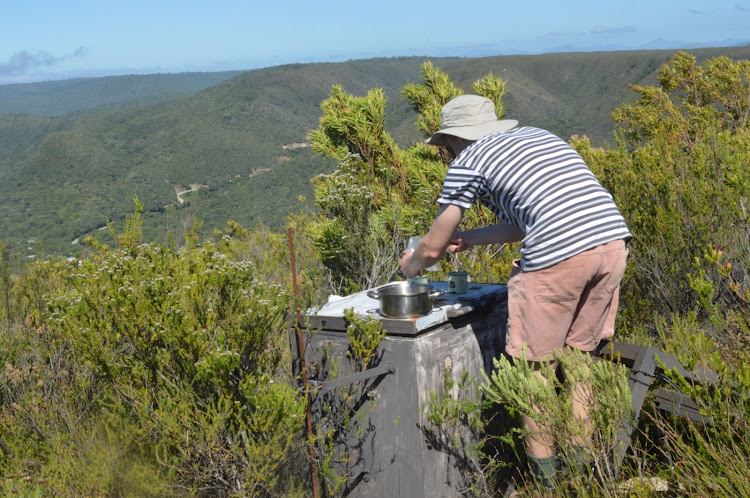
[0,47,88,77]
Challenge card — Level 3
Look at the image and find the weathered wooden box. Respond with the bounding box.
[293,281,508,497]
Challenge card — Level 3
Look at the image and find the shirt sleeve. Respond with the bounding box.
[437,163,486,209]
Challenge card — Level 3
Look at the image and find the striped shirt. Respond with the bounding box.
[438,126,632,271]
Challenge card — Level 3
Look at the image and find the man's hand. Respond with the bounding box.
[400,204,465,277]
[399,250,419,278]
[447,231,470,253]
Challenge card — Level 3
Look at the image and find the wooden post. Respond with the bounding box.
[287,228,320,498]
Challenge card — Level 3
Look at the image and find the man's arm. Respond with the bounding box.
[449,221,524,253]
[399,204,464,277]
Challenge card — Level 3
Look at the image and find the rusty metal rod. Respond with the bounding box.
[287,227,320,498]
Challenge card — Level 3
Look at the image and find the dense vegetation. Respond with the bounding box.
[1,49,749,496]
[3,47,750,257]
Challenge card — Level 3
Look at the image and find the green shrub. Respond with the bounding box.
[0,210,307,496]
[483,349,633,495]
[575,52,750,332]
[652,284,750,496]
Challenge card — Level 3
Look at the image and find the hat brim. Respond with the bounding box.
[425,119,518,146]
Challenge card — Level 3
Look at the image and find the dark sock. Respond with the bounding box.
[526,452,556,489]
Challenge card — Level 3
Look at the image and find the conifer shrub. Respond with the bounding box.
[308,63,521,294]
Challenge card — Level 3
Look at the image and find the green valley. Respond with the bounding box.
[2,47,749,255]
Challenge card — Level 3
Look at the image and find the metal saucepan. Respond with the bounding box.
[366,282,445,318]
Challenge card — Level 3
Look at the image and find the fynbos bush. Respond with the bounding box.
[1,212,305,496]
[483,349,633,494]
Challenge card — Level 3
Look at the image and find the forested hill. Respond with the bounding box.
[2,46,749,256]
[0,71,243,116]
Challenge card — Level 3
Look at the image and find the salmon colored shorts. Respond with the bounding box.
[505,239,628,362]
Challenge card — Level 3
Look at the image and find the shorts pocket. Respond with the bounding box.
[533,257,586,303]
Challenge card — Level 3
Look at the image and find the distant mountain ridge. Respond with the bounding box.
[2,46,750,256]
[0,71,242,116]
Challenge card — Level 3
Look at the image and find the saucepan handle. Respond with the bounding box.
[366,290,380,300]
[429,289,445,299]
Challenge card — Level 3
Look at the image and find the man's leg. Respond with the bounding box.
[561,240,628,472]
[561,347,594,448]
[505,254,601,489]
[570,374,593,446]
[566,351,594,476]
[523,362,557,489]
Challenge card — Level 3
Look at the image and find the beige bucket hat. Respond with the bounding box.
[426,95,518,146]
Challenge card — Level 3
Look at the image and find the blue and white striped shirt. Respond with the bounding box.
[438,126,632,271]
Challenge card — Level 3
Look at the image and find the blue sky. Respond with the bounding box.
[1,0,749,85]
